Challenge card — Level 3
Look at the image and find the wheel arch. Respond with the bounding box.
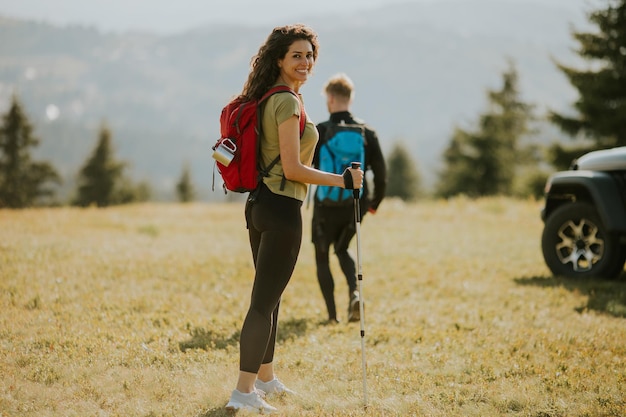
[542,171,626,233]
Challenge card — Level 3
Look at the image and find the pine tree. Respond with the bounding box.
[435,128,481,198]
[436,62,534,198]
[0,95,60,208]
[549,0,626,148]
[386,141,420,201]
[176,162,195,203]
[73,124,125,207]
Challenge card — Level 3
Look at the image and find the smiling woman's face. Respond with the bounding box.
[277,39,315,89]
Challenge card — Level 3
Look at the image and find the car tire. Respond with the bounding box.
[541,202,626,279]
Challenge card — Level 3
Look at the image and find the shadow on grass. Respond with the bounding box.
[195,406,232,417]
[514,271,626,318]
[179,327,240,352]
[179,317,311,352]
[276,317,310,343]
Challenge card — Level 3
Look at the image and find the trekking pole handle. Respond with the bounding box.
[351,162,361,199]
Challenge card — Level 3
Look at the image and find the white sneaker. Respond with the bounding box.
[225,389,277,414]
[255,378,296,395]
[348,291,361,322]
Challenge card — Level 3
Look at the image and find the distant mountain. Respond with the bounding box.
[0,0,589,201]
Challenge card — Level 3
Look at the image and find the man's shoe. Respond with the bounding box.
[255,378,296,395]
[348,291,361,322]
[225,389,277,414]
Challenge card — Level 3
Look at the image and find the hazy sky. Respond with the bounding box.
[0,0,427,33]
[0,0,580,34]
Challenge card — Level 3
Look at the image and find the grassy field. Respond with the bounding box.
[1,198,625,417]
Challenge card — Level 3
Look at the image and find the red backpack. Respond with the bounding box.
[212,86,306,193]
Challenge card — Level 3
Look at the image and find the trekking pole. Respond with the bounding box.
[351,162,368,409]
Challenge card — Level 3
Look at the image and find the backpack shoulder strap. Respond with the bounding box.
[317,120,334,143]
[260,86,306,136]
[257,86,307,188]
[321,120,367,146]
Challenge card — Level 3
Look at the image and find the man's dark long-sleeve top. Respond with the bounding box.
[313,111,387,211]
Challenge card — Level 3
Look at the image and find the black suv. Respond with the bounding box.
[541,146,626,279]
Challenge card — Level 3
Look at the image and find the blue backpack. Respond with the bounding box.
[315,121,366,205]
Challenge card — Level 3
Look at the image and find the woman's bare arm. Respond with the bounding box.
[278,115,363,188]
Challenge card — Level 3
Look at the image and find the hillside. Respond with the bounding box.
[0,0,590,200]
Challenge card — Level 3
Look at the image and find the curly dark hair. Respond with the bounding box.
[240,24,319,101]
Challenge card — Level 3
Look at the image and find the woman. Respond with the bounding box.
[225,24,363,413]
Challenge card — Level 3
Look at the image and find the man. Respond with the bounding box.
[312,73,387,323]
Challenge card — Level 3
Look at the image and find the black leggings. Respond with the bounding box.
[240,183,302,373]
[311,206,359,320]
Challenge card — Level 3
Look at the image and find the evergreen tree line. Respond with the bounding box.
[1,0,624,207]
[388,0,626,201]
[0,100,196,208]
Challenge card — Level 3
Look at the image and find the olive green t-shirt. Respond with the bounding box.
[260,88,318,201]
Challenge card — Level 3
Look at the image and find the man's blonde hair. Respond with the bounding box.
[323,73,354,101]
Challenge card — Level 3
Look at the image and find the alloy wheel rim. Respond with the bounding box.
[555,218,605,272]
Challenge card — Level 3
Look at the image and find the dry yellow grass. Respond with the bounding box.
[1,198,625,416]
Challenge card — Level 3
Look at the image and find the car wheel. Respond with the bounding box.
[541,202,626,279]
